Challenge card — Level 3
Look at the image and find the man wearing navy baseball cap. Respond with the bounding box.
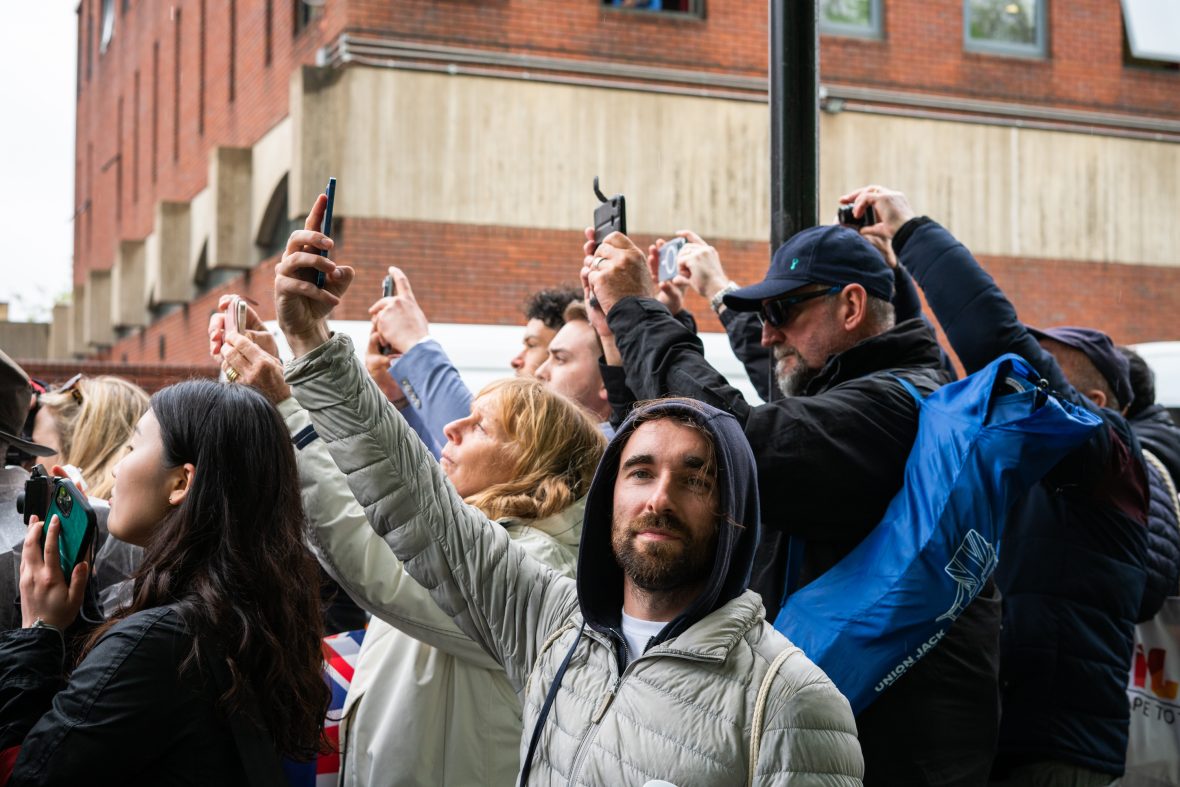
[582,222,1000,785]
[848,184,1154,786]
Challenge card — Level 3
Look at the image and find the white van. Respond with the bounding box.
[1131,341,1180,423]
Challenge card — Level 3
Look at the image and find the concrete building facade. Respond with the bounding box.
[61,0,1180,366]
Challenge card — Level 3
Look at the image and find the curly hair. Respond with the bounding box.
[523,286,583,331]
[86,380,329,760]
[463,377,607,521]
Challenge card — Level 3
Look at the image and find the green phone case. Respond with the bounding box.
[42,479,97,581]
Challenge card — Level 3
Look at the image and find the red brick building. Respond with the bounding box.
[59,0,1180,371]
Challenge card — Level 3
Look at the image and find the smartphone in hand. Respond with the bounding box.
[593,176,626,245]
[17,466,97,584]
[315,177,337,288]
[378,275,396,356]
[657,237,686,282]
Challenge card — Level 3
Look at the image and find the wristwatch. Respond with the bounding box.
[710,282,740,316]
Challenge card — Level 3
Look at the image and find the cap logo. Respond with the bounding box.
[790,258,800,270]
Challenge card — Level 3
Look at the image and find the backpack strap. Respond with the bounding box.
[748,647,793,787]
[519,622,585,787]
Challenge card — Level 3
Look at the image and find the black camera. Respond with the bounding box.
[837,204,875,229]
[15,465,53,525]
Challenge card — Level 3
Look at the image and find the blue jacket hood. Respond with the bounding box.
[576,398,762,648]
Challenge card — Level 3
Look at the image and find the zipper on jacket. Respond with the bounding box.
[591,672,624,724]
[567,630,629,784]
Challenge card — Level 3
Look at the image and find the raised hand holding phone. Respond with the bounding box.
[369,267,430,356]
[274,192,356,357]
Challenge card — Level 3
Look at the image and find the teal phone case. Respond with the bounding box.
[42,479,97,581]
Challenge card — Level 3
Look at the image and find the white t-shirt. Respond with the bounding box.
[620,610,668,663]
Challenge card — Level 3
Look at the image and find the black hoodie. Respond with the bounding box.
[575,398,761,660]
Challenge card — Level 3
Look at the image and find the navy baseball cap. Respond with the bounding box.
[723,224,894,312]
[1028,326,1134,409]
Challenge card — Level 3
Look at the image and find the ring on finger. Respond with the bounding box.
[224,366,240,383]
[592,256,607,270]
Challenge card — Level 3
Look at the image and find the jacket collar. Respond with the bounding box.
[804,318,945,396]
[582,591,767,665]
[500,496,585,550]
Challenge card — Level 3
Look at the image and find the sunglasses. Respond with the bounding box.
[758,286,842,328]
[56,373,85,405]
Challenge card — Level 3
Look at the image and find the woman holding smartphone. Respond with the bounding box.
[209,265,607,785]
[0,380,329,785]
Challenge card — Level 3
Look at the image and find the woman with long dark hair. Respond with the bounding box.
[0,380,329,785]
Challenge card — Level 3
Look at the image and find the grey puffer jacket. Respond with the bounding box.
[287,334,863,787]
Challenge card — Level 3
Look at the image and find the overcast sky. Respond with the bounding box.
[1,5,77,322]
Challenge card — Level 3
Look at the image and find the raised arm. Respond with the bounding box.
[274,211,578,688]
[276,398,500,670]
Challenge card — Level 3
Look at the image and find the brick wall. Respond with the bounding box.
[822,0,1179,118]
[16,360,218,394]
[101,217,1180,365]
[74,0,343,284]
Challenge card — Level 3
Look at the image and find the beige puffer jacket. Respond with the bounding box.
[278,397,584,786]
[287,335,863,786]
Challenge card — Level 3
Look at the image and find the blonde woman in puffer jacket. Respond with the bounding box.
[208,297,606,786]
[283,375,605,786]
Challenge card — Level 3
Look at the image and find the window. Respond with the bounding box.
[100,0,115,53]
[964,0,1046,57]
[601,0,704,16]
[821,0,882,38]
[1121,0,1180,69]
[294,0,322,36]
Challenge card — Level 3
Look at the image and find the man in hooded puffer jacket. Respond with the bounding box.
[274,234,863,786]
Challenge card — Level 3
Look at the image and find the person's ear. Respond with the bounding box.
[1084,389,1108,409]
[840,284,869,333]
[167,463,196,507]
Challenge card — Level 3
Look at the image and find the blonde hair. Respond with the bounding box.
[464,377,607,522]
[39,376,150,499]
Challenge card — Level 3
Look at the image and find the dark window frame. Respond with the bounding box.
[963,0,1048,59]
[820,0,883,39]
[600,0,706,21]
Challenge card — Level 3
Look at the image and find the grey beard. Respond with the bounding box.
[774,352,823,398]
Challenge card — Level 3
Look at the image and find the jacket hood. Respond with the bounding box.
[576,398,761,649]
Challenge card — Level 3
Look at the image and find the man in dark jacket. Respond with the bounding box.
[845,184,1151,785]
[1123,345,1180,488]
[584,225,1001,785]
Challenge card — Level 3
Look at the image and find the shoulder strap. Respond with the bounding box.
[748,648,793,787]
[519,622,585,787]
[887,372,927,405]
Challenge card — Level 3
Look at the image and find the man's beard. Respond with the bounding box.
[612,511,716,593]
[773,345,823,398]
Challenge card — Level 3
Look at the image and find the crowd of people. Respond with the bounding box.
[0,182,1177,787]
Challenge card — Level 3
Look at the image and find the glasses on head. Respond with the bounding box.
[758,286,842,328]
[56,373,85,405]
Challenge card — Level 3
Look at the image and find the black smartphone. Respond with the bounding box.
[593,176,626,244]
[658,237,686,282]
[378,275,396,355]
[16,466,97,584]
[315,177,337,288]
[837,204,875,229]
